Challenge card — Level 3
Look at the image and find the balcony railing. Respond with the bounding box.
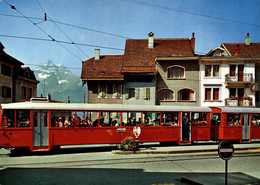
[225,73,253,83]
[225,97,253,107]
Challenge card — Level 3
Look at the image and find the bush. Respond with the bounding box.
[118,136,139,151]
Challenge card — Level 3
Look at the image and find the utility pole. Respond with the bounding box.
[43,79,45,97]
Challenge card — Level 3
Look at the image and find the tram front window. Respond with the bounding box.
[252,114,260,126]
[211,113,221,125]
[191,113,207,126]
[162,112,178,126]
[143,112,160,126]
[227,113,241,126]
[3,109,14,127]
[16,110,30,127]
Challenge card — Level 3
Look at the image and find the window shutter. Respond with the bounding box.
[103,85,107,97]
[147,88,150,100]
[114,85,119,98]
[118,85,122,97]
[125,88,129,99]
[143,88,147,99]
[135,88,139,99]
[205,88,211,100]
[98,85,102,97]
[213,88,219,100]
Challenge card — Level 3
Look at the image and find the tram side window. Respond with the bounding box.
[98,112,121,127]
[227,113,241,126]
[3,109,14,127]
[162,112,178,126]
[252,114,260,126]
[143,112,160,126]
[16,110,30,127]
[211,113,221,125]
[191,113,207,126]
[122,112,141,126]
[51,111,76,127]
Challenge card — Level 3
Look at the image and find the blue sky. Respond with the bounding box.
[0,0,260,75]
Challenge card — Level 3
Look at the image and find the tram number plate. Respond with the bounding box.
[117,128,126,133]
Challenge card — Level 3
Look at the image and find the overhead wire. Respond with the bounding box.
[0,34,207,55]
[35,0,89,58]
[119,0,260,28]
[2,0,83,62]
[0,13,131,39]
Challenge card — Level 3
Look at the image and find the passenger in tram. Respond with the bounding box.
[76,117,81,127]
[87,117,93,126]
[108,118,113,126]
[133,118,137,126]
[234,119,240,126]
[70,117,75,127]
[93,119,98,127]
[227,116,234,126]
[58,117,64,127]
[182,115,190,141]
[252,117,257,125]
[25,119,30,127]
[100,117,105,126]
[64,117,71,127]
[137,118,142,126]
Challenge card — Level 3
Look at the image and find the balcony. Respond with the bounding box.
[225,73,254,85]
[225,96,253,107]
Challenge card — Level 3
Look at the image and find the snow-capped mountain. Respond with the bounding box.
[34,60,87,103]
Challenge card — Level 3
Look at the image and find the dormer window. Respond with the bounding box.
[167,65,185,79]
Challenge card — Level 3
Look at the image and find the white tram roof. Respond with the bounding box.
[1,102,212,112]
[212,106,260,113]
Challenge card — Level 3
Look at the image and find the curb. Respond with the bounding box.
[112,147,260,155]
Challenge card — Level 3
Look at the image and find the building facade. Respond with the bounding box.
[200,33,260,107]
[0,42,38,105]
[156,56,200,106]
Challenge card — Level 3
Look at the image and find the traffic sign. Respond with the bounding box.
[133,126,141,137]
[218,140,234,160]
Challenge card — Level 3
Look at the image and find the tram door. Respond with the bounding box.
[33,111,48,147]
[181,112,191,141]
[242,114,250,140]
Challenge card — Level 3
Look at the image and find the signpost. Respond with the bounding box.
[218,140,235,185]
[133,126,141,141]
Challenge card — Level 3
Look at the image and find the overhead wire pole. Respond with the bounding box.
[35,0,89,58]
[3,0,83,62]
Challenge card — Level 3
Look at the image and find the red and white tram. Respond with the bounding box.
[211,107,260,143]
[0,99,212,152]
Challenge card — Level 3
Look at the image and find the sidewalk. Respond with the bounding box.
[112,142,260,154]
[1,142,260,155]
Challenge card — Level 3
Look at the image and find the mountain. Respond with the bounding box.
[34,61,87,103]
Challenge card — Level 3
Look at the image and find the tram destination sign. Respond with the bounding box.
[218,140,234,160]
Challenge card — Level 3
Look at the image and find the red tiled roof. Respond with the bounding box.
[122,38,195,73]
[81,55,124,80]
[222,43,260,56]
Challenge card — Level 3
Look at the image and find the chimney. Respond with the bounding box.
[245,33,250,45]
[94,49,100,60]
[47,93,51,101]
[191,32,195,53]
[148,32,154,49]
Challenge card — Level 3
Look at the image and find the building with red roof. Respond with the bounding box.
[81,32,197,107]
[199,33,260,108]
